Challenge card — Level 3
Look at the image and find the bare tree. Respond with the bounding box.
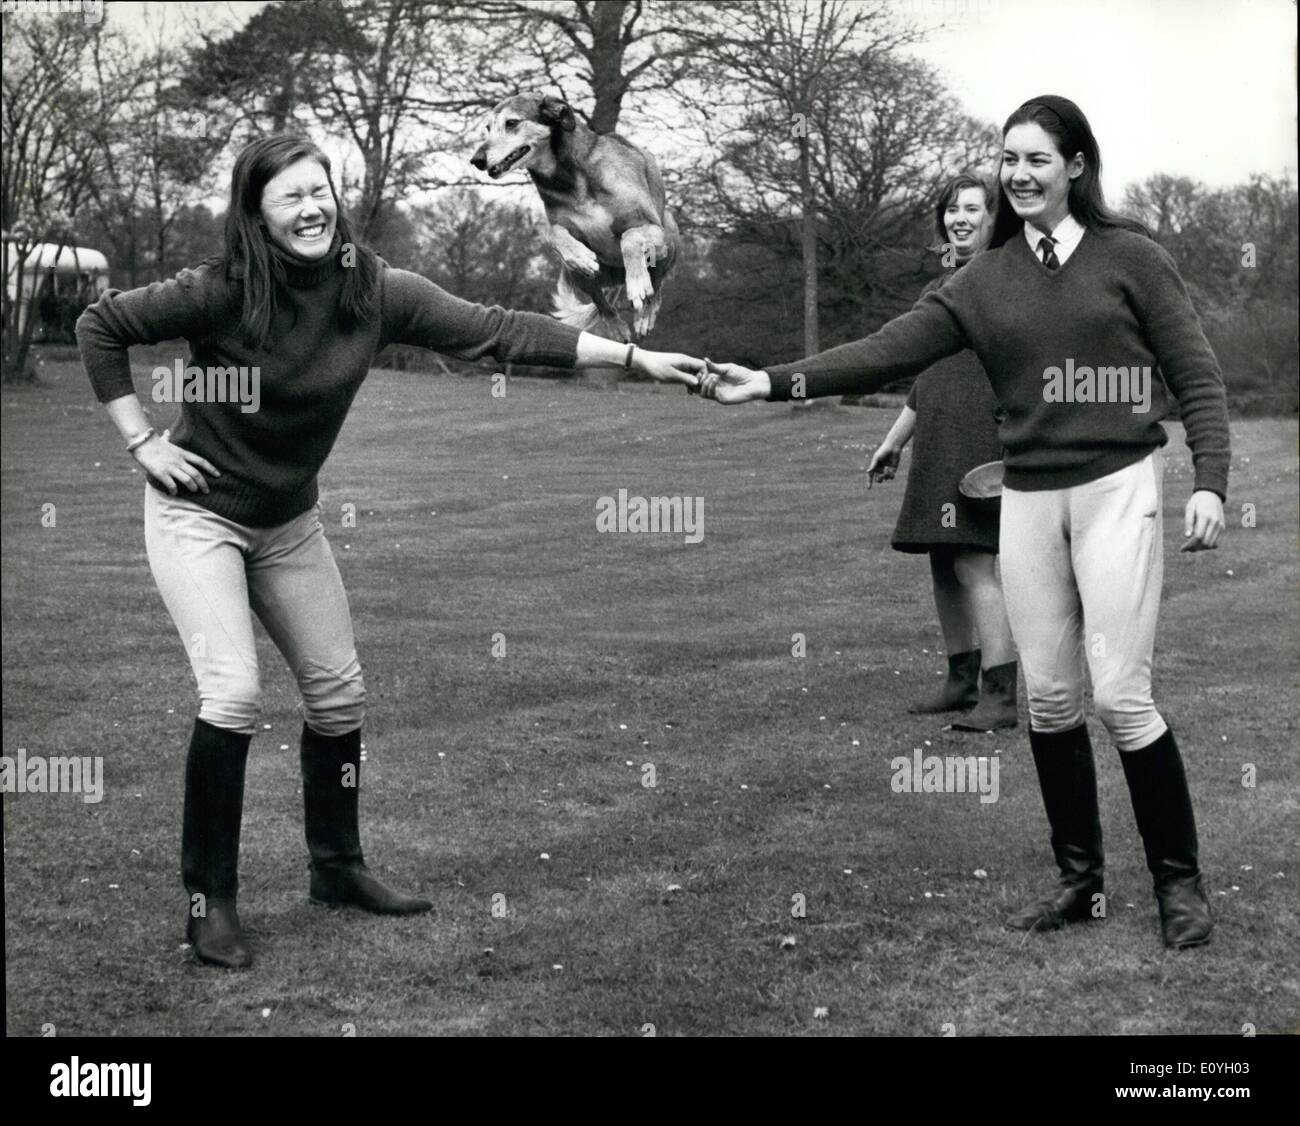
[183,0,488,239]
[671,0,927,354]
[671,0,993,352]
[181,0,331,137]
[78,9,222,288]
[1,13,117,382]
[439,0,699,133]
[407,188,550,308]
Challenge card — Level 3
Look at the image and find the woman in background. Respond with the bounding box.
[866,173,1017,732]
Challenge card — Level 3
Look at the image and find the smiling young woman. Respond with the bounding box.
[77,133,702,969]
[701,95,1229,951]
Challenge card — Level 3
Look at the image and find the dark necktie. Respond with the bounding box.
[1038,235,1060,271]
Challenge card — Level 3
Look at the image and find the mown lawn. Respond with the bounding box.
[3,354,1296,1036]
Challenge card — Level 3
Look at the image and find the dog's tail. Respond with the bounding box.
[552,275,629,340]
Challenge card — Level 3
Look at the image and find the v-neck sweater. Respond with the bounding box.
[767,226,1230,498]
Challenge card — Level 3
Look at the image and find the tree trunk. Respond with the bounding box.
[155,188,167,275]
[799,131,819,357]
[2,258,51,384]
[586,0,630,133]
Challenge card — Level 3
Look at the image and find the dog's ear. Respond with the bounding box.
[538,96,576,133]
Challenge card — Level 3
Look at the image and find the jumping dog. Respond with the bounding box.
[470,92,678,341]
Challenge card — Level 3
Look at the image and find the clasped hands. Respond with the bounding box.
[636,351,771,403]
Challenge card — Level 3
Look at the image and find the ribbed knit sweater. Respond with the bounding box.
[767,226,1231,499]
[77,247,581,526]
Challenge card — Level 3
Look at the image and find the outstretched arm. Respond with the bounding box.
[576,336,701,388]
[382,267,580,368]
[382,267,700,387]
[700,291,968,404]
[766,294,966,400]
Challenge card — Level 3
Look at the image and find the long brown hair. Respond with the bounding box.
[223,134,378,350]
[990,95,1150,248]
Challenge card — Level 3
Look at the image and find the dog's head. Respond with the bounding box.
[469,92,575,179]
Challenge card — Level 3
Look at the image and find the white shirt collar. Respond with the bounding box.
[1023,212,1086,264]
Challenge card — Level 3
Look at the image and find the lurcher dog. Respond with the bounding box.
[470,91,678,342]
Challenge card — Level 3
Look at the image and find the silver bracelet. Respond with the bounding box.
[124,427,156,454]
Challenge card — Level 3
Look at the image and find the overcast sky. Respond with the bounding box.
[903,0,1296,191]
[102,0,1296,196]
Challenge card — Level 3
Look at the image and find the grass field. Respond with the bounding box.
[3,354,1297,1037]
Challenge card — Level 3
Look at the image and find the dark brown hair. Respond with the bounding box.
[223,134,378,350]
[990,95,1150,248]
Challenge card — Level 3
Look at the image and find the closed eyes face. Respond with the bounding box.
[1000,122,1083,234]
[259,158,338,261]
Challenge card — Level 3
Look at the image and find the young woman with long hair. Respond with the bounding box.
[700,95,1228,950]
[866,173,1018,731]
[77,133,702,968]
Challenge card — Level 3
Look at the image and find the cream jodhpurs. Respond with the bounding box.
[144,485,365,736]
[999,450,1168,751]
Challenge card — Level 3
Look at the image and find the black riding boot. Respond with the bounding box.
[909,649,981,714]
[300,724,432,915]
[1006,724,1105,932]
[182,718,253,968]
[1120,727,1212,949]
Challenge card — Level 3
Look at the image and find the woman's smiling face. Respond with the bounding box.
[1001,122,1083,234]
[259,158,338,260]
[944,186,992,260]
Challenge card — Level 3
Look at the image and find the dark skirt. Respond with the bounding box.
[891,346,1004,555]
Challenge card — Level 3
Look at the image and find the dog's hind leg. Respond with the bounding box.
[558,268,632,341]
[633,287,663,338]
[620,225,669,319]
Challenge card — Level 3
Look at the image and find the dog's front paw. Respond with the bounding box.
[561,244,600,277]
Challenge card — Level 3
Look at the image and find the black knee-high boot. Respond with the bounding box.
[182,718,253,968]
[1120,727,1212,949]
[1006,723,1105,932]
[300,724,432,915]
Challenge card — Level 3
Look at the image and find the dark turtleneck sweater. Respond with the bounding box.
[77,241,581,526]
